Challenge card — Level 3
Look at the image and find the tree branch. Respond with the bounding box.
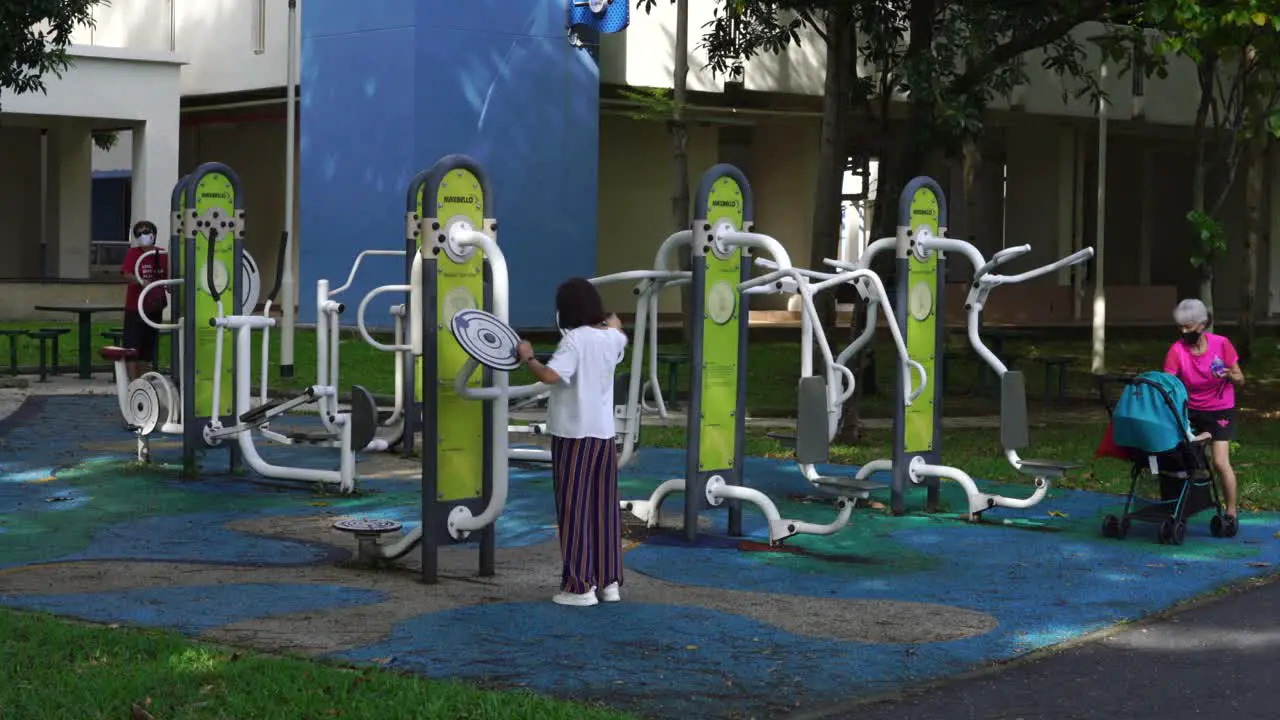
[796,7,828,44]
[947,0,1134,98]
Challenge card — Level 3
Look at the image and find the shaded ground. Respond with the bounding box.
[2,395,1279,719]
[814,575,1280,720]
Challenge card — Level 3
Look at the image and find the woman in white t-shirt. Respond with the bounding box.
[518,278,629,607]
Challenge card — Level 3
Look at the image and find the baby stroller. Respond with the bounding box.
[1095,371,1235,545]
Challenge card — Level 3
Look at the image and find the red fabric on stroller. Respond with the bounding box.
[1095,420,1130,461]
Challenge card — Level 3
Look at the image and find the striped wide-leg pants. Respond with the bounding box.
[550,435,622,594]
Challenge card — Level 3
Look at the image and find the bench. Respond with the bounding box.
[0,330,24,376]
[27,329,70,382]
[1032,355,1074,403]
[656,352,689,407]
[980,353,1020,396]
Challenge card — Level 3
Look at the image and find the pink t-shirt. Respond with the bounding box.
[1163,332,1238,411]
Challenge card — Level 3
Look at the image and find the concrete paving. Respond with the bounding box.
[802,576,1280,720]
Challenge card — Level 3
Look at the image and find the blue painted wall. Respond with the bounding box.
[300,0,600,328]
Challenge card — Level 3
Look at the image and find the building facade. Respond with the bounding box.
[8,0,1278,327]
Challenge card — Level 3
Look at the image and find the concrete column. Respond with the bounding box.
[131,111,180,247]
[50,122,93,279]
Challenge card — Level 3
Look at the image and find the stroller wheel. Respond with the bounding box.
[1210,515,1224,538]
[1224,514,1240,538]
[1158,517,1185,545]
[1102,515,1120,539]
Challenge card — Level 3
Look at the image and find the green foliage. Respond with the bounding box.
[1142,0,1280,272]
[0,0,105,109]
[92,130,118,151]
[616,86,683,121]
[646,0,1148,159]
[1187,209,1228,268]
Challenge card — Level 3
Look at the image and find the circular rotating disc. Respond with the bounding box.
[126,378,161,435]
[200,259,231,298]
[333,518,403,534]
[241,251,262,311]
[450,308,523,371]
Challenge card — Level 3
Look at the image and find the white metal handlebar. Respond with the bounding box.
[329,249,407,297]
[358,285,412,352]
[138,278,183,331]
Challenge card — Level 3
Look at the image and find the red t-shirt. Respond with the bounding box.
[122,246,169,313]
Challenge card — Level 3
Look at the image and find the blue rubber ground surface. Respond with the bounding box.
[2,395,1278,719]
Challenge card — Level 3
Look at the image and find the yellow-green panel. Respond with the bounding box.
[904,188,939,453]
[192,172,236,420]
[434,168,486,502]
[697,176,744,473]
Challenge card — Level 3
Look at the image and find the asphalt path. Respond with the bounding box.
[787,576,1280,720]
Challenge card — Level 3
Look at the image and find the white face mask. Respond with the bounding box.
[137,234,155,247]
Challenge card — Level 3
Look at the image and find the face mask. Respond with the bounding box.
[1181,330,1202,347]
[137,234,155,247]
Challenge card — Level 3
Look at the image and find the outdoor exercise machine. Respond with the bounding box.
[347,154,553,583]
[815,177,1093,520]
[617,163,926,545]
[101,162,381,492]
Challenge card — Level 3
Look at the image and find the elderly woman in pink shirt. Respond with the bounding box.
[1163,299,1245,521]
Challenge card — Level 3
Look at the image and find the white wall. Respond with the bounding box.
[611,15,1210,127]
[2,45,182,254]
[72,0,292,97]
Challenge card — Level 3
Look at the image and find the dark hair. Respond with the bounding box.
[132,220,158,237]
[555,277,607,330]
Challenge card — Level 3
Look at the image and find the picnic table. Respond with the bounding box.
[33,303,126,379]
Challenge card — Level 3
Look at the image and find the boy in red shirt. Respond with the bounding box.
[121,220,169,380]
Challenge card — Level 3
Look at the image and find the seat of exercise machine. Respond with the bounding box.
[349,385,378,450]
[796,375,886,494]
[99,346,138,361]
[239,386,318,425]
[1000,370,1081,477]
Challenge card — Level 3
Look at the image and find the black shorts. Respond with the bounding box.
[1188,408,1236,442]
[122,310,158,362]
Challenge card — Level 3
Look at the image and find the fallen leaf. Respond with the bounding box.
[1048,510,1068,518]
[685,644,699,651]
[370,656,394,665]
[131,703,156,720]
[310,501,330,507]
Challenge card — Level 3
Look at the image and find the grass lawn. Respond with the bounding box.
[0,609,633,720]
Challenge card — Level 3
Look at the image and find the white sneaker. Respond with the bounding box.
[599,582,621,603]
[552,588,598,606]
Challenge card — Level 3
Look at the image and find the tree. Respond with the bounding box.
[1143,0,1280,356]
[696,0,1142,441]
[1,0,113,149]
[1,0,103,107]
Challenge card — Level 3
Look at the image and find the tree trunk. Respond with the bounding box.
[1190,57,1216,326]
[1240,48,1266,363]
[672,0,693,342]
[808,8,853,331]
